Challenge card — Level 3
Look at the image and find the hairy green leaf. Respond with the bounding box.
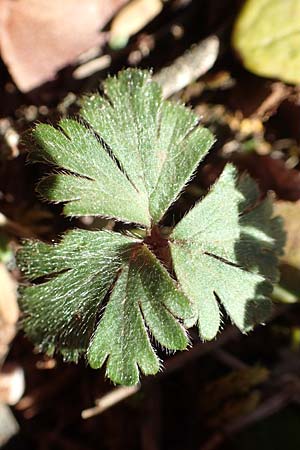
[30,70,214,225]
[170,164,284,340]
[18,230,135,359]
[88,244,190,385]
[31,119,150,226]
[81,70,214,222]
[18,229,190,385]
[18,69,284,385]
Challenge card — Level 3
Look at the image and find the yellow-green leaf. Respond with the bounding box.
[232,0,300,84]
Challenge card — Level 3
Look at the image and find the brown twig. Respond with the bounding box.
[82,327,240,419]
[81,305,288,420]
[153,35,219,98]
[81,384,141,419]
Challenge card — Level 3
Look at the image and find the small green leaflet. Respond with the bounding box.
[170,165,284,340]
[18,69,284,385]
[88,244,189,385]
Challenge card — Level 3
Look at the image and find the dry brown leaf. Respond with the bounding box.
[0,263,18,326]
[0,403,19,446]
[0,0,128,92]
[0,364,25,405]
[272,201,300,302]
[234,155,300,201]
[0,263,18,361]
[274,201,300,269]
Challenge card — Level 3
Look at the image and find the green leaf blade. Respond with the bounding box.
[19,69,284,385]
[149,105,215,222]
[170,242,221,340]
[88,244,190,385]
[81,69,214,223]
[171,163,284,338]
[30,119,150,226]
[32,70,214,226]
[17,230,137,360]
[19,231,191,385]
[37,173,149,225]
[88,266,160,386]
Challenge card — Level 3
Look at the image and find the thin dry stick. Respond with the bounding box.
[73,55,112,80]
[82,327,239,419]
[82,297,290,422]
[81,384,141,419]
[153,35,219,98]
[81,305,288,419]
[16,368,75,412]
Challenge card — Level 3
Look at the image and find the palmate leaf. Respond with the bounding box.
[18,69,284,385]
[31,69,213,225]
[18,230,190,385]
[170,164,284,340]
